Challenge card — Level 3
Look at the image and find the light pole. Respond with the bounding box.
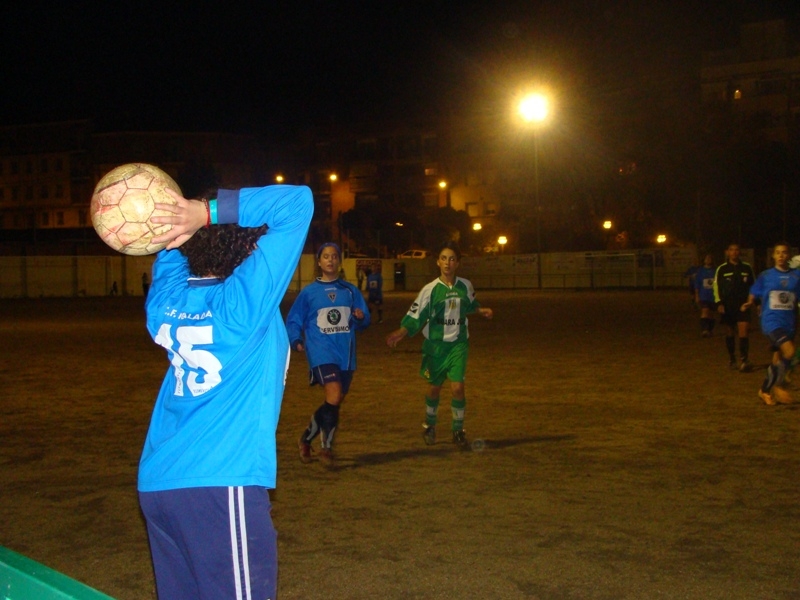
[519,93,549,288]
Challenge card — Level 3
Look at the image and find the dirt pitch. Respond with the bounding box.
[2,290,799,600]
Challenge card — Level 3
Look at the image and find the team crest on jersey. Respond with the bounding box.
[328,292,337,302]
[327,309,342,325]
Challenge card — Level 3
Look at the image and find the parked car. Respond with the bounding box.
[396,249,430,259]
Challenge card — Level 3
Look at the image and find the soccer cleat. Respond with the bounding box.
[759,389,776,406]
[422,424,436,445]
[318,448,335,466]
[452,429,469,448]
[739,360,753,373]
[299,438,313,464]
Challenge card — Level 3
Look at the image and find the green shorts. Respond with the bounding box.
[420,342,469,386]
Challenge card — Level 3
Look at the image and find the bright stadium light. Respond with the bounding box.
[518,93,549,124]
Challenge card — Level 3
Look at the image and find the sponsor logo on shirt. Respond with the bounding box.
[437,318,465,326]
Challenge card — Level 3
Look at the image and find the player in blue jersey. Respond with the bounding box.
[386,241,493,447]
[137,184,312,600]
[287,242,370,465]
[365,266,384,323]
[694,253,717,337]
[741,243,800,405]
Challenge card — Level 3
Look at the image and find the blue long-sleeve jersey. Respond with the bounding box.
[748,267,800,335]
[285,278,370,371]
[138,185,313,492]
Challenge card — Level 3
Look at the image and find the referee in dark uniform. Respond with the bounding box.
[713,243,756,371]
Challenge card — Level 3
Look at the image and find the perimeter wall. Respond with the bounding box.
[0,246,716,299]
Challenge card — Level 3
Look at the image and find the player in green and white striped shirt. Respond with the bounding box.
[386,241,493,447]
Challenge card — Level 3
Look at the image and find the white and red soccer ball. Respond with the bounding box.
[90,163,181,255]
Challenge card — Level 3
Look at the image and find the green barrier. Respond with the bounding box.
[0,547,115,600]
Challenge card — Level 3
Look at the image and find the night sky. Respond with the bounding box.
[2,1,796,140]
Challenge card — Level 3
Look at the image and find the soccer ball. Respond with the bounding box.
[90,163,182,255]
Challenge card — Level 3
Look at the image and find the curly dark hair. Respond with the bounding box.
[179,223,267,279]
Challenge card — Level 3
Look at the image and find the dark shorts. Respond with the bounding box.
[368,295,383,305]
[720,307,751,326]
[139,486,276,600]
[766,328,795,351]
[698,300,715,311]
[310,363,353,395]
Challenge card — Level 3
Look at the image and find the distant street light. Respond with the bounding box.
[275,174,284,183]
[329,173,338,182]
[498,236,508,253]
[603,220,612,230]
[473,223,482,231]
[518,92,550,288]
[657,234,667,244]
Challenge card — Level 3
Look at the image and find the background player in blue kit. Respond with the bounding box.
[137,184,312,600]
[694,253,717,337]
[287,242,370,465]
[365,266,384,323]
[741,243,800,405]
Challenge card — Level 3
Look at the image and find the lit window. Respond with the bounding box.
[733,89,742,100]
